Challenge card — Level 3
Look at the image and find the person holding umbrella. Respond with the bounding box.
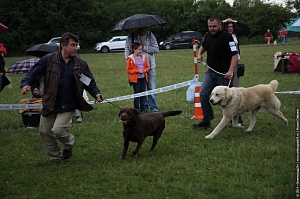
[125,27,159,112]
[20,32,104,163]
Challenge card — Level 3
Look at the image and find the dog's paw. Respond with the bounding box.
[205,135,214,139]
[232,125,245,128]
[132,151,139,158]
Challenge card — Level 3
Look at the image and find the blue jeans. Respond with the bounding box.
[145,69,158,112]
[132,77,147,112]
[281,36,286,44]
[200,69,232,123]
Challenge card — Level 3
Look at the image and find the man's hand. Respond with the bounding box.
[96,94,104,102]
[33,88,40,97]
[21,86,31,94]
[225,70,234,80]
[197,54,203,62]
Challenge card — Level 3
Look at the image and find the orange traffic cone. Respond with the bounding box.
[191,85,204,120]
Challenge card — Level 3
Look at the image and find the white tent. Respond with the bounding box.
[293,18,300,26]
[287,18,300,32]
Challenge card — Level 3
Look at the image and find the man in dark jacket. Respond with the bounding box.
[20,32,104,163]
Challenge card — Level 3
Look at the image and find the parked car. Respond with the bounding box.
[47,37,81,50]
[159,31,203,50]
[95,36,127,53]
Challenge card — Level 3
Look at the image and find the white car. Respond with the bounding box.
[95,36,127,53]
[47,37,81,50]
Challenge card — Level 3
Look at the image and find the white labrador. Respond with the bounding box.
[206,80,288,139]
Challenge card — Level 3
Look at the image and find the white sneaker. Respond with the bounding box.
[237,123,244,127]
[76,117,82,123]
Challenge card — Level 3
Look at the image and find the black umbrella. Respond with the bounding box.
[111,14,167,31]
[26,43,60,58]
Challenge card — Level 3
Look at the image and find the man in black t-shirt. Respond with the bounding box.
[193,16,238,129]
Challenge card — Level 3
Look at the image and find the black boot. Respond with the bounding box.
[193,121,211,129]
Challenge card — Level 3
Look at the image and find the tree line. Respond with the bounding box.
[0,0,297,55]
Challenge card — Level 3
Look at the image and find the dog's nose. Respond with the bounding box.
[209,99,214,103]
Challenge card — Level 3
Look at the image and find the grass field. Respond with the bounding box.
[0,43,299,198]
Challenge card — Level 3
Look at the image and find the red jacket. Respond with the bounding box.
[0,43,7,55]
[126,54,149,83]
[280,30,287,36]
[265,31,273,38]
[287,52,300,73]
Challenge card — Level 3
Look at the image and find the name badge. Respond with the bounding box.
[80,74,91,86]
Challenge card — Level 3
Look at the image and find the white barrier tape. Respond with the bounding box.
[275,91,300,94]
[87,80,194,105]
[0,104,42,110]
[0,80,195,110]
[1,82,298,110]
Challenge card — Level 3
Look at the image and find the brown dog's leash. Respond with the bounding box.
[93,99,121,109]
[104,99,122,110]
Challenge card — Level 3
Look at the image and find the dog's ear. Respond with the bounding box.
[129,108,140,121]
[119,107,126,117]
[118,109,122,117]
[221,87,232,106]
[134,108,141,115]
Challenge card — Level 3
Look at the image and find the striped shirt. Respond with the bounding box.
[134,56,145,78]
[125,31,159,69]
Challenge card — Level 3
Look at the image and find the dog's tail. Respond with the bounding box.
[161,110,182,117]
[269,80,278,92]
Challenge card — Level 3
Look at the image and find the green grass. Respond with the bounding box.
[0,43,299,198]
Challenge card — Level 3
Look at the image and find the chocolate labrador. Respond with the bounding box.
[119,107,182,159]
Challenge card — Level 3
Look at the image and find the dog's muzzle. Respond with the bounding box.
[120,115,127,123]
[210,99,220,105]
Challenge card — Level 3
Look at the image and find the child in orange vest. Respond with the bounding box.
[126,42,149,112]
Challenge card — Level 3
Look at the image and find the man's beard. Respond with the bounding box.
[210,28,220,35]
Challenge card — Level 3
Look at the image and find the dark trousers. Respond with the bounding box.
[132,77,147,112]
[200,69,232,123]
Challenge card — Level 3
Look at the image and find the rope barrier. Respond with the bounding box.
[0,76,298,110]
[275,91,300,94]
[0,80,194,110]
